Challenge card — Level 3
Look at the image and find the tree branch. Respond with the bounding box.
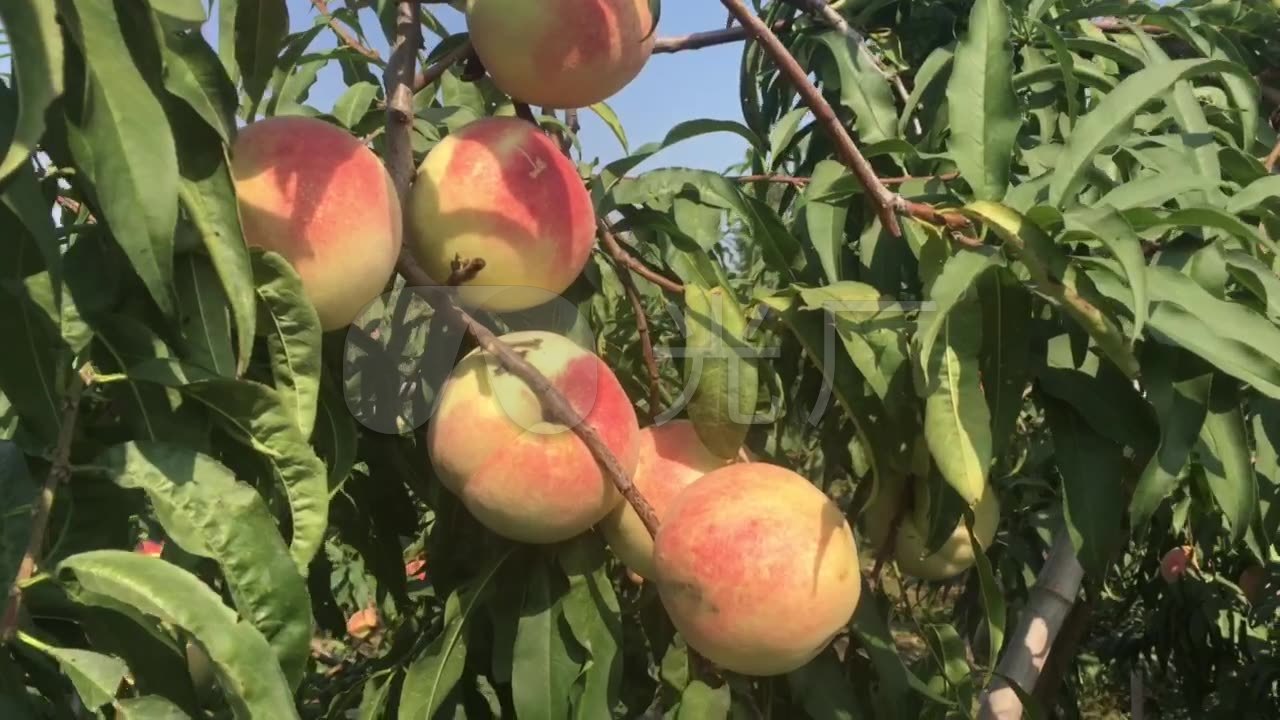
[311,0,381,61]
[382,3,661,538]
[977,527,1085,719]
[719,0,906,235]
[412,41,474,92]
[652,20,792,54]
[2,372,86,642]
[732,171,960,187]
[599,223,685,294]
[598,226,664,421]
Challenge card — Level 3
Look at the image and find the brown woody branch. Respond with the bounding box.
[719,0,908,235]
[2,372,86,642]
[598,224,664,420]
[653,20,792,54]
[311,0,381,61]
[598,223,685,294]
[383,2,661,538]
[413,41,474,92]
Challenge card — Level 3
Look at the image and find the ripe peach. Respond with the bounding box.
[405,117,596,312]
[1160,545,1196,584]
[230,116,401,330]
[466,0,656,109]
[346,606,380,640]
[134,539,164,557]
[428,330,640,543]
[652,463,862,676]
[865,481,1001,581]
[598,420,732,579]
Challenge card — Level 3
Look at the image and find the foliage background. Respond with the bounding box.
[1,0,1279,718]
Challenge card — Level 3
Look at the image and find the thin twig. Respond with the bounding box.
[597,228,664,422]
[652,20,792,54]
[513,102,538,126]
[446,256,486,286]
[1092,17,1168,34]
[383,3,661,538]
[412,41,474,92]
[2,372,86,642]
[892,75,923,136]
[310,0,381,61]
[719,0,905,235]
[598,222,685,294]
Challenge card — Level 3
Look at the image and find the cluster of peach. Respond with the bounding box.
[220,0,1000,677]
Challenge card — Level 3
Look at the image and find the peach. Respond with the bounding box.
[1160,545,1197,584]
[652,463,862,676]
[346,606,380,640]
[230,116,401,330]
[405,117,596,312]
[598,420,732,579]
[466,0,655,109]
[428,330,640,543]
[865,480,1001,581]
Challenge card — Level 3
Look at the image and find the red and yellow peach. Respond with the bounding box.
[230,116,401,330]
[405,117,596,312]
[598,420,731,579]
[652,463,862,676]
[465,0,656,109]
[427,330,640,543]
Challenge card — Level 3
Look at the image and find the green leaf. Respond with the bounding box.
[899,44,954,136]
[964,201,1139,377]
[1196,374,1257,544]
[252,251,322,437]
[161,29,238,144]
[235,0,289,107]
[398,550,513,720]
[587,101,628,153]
[62,0,179,317]
[946,0,1020,200]
[811,32,898,144]
[1048,58,1249,207]
[1035,21,1079,123]
[1225,176,1280,217]
[601,119,766,185]
[676,681,730,719]
[921,295,992,507]
[1144,265,1280,399]
[313,372,358,491]
[850,583,953,710]
[0,1,63,183]
[558,538,621,720]
[0,441,36,590]
[916,246,1005,371]
[125,360,328,571]
[977,268,1032,466]
[31,645,126,710]
[512,561,577,720]
[175,253,235,377]
[218,0,241,83]
[0,156,61,298]
[1223,250,1280,324]
[1129,347,1211,532]
[56,550,300,719]
[768,106,810,169]
[967,516,1004,686]
[332,81,380,129]
[1045,399,1126,578]
[1063,206,1148,344]
[115,695,192,719]
[787,651,860,720]
[803,159,851,283]
[169,105,257,377]
[924,623,973,702]
[1095,173,1217,211]
[97,441,312,689]
[681,284,758,458]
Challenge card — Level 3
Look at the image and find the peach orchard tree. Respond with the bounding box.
[2,0,1280,718]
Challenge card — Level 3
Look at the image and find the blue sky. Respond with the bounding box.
[207,1,752,172]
